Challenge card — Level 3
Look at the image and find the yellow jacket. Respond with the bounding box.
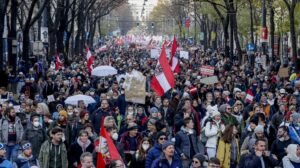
[217,138,240,168]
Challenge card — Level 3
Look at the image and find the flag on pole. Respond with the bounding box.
[55,53,62,71]
[169,36,180,73]
[151,45,175,96]
[86,47,94,73]
[245,89,254,103]
[189,87,197,95]
[96,119,123,168]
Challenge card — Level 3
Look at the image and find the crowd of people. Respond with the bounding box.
[0,40,299,168]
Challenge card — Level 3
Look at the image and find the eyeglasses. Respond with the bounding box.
[227,108,232,110]
[236,104,242,105]
[192,160,199,164]
[159,137,167,140]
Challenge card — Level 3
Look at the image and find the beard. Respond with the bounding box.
[8,115,16,122]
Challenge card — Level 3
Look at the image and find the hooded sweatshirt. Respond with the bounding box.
[14,154,39,168]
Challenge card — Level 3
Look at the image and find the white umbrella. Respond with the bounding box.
[91,65,118,77]
[64,94,96,106]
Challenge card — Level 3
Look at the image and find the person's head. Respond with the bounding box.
[31,114,40,127]
[206,92,213,102]
[50,127,64,143]
[78,130,89,143]
[66,105,74,116]
[78,100,86,109]
[211,111,221,121]
[154,96,162,105]
[59,110,68,121]
[254,138,266,152]
[222,124,238,143]
[286,144,300,158]
[184,117,194,129]
[80,111,89,121]
[80,152,94,168]
[100,99,109,109]
[147,119,157,132]
[225,104,232,114]
[0,143,6,157]
[279,104,286,113]
[126,105,135,116]
[254,125,264,138]
[192,153,206,168]
[207,157,220,168]
[109,159,124,168]
[127,122,138,137]
[84,123,94,134]
[162,141,175,158]
[162,98,169,107]
[21,142,32,157]
[277,125,289,140]
[126,114,135,124]
[104,116,116,129]
[184,98,192,109]
[140,137,151,152]
[156,132,168,145]
[107,127,118,141]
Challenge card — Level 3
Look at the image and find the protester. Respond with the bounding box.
[282,144,300,168]
[150,141,181,168]
[190,153,206,168]
[0,143,13,167]
[22,113,47,157]
[207,157,220,168]
[131,137,151,168]
[145,132,168,168]
[79,152,95,168]
[13,142,40,168]
[39,127,68,168]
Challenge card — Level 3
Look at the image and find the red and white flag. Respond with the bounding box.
[245,89,254,103]
[169,36,180,73]
[189,87,198,95]
[55,53,62,71]
[96,120,124,167]
[86,47,94,73]
[151,45,175,97]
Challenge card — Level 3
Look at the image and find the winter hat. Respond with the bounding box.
[21,142,32,151]
[233,88,241,94]
[162,141,174,150]
[254,125,264,133]
[211,111,221,118]
[218,104,228,113]
[291,113,300,122]
[150,107,159,113]
[207,105,218,114]
[279,88,286,94]
[127,123,138,131]
[59,110,68,119]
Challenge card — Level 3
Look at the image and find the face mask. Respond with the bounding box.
[48,119,53,123]
[90,92,95,96]
[36,109,42,114]
[33,121,40,127]
[68,112,73,116]
[121,91,125,94]
[112,133,118,141]
[128,111,134,115]
[142,144,150,151]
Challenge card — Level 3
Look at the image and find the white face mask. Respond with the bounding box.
[128,111,134,115]
[112,133,118,141]
[142,144,150,151]
[33,121,40,127]
[48,119,53,123]
[68,112,73,116]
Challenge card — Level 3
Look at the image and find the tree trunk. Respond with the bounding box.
[289,6,297,63]
[8,0,17,74]
[269,1,275,62]
[229,0,242,61]
[0,0,9,71]
[22,27,31,70]
[248,0,254,44]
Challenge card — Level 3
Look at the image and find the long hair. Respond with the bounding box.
[136,137,151,160]
[221,124,236,143]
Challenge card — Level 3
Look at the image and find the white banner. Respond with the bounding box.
[124,70,146,104]
[180,51,189,59]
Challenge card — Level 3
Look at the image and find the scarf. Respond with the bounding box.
[77,138,91,152]
[287,144,300,163]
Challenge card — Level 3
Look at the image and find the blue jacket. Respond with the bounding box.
[0,158,13,168]
[145,144,162,168]
[289,124,300,144]
[150,154,181,168]
[239,151,279,168]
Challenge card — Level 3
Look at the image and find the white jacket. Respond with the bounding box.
[204,121,225,148]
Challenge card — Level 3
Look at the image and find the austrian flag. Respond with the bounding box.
[151,46,175,96]
[86,47,94,73]
[55,53,62,71]
[245,89,254,103]
[170,36,180,73]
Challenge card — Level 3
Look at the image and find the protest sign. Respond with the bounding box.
[278,68,289,78]
[151,49,160,58]
[179,51,189,59]
[124,70,146,104]
[200,76,219,85]
[200,65,215,76]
